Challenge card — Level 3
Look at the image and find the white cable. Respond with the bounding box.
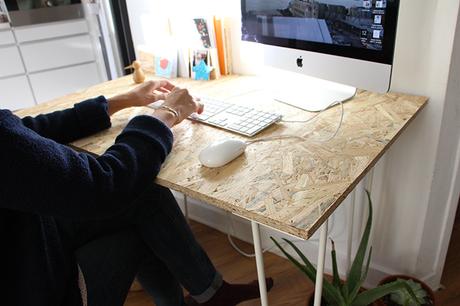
[316,100,344,143]
[246,100,344,145]
[280,100,341,123]
[226,212,306,258]
[226,212,268,257]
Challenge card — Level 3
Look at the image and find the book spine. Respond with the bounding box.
[223,17,233,75]
[213,16,227,75]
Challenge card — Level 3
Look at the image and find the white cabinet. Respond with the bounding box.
[14,19,89,43]
[0,18,107,109]
[29,62,101,104]
[0,76,35,110]
[0,46,25,78]
[0,30,15,46]
[21,34,96,73]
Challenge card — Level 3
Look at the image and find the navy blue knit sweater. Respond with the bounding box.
[0,96,173,306]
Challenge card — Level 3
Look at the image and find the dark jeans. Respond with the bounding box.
[58,184,221,306]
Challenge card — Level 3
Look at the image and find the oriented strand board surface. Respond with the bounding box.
[16,75,427,239]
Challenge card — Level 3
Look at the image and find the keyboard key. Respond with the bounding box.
[247,126,261,134]
[191,113,210,120]
[228,124,242,130]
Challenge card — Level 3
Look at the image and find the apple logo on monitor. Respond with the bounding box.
[296,56,303,68]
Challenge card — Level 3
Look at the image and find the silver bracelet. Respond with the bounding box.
[158,105,180,119]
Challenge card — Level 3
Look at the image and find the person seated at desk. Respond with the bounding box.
[0,80,273,306]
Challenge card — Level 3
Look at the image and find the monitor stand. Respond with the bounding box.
[265,68,357,112]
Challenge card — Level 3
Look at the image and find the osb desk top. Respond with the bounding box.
[16,74,428,239]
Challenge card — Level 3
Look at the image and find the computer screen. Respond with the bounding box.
[241,0,399,64]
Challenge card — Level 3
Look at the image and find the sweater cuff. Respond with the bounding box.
[74,96,111,135]
[117,115,174,157]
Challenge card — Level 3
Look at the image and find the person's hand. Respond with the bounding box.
[163,87,204,122]
[126,80,176,107]
[152,87,203,128]
[107,80,175,115]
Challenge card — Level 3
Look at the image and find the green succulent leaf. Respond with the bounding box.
[352,280,421,306]
[271,237,345,305]
[347,247,372,303]
[331,239,341,290]
[347,190,373,297]
[390,279,428,306]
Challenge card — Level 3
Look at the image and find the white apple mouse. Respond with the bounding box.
[199,138,248,168]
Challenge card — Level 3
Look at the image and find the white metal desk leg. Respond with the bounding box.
[314,219,329,306]
[251,221,269,306]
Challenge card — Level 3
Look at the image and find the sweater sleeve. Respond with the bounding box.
[20,96,111,144]
[0,110,174,220]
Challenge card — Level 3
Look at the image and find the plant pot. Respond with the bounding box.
[307,287,379,306]
[375,275,436,306]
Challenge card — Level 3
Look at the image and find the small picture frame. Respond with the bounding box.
[193,18,212,48]
[190,49,213,80]
[155,51,178,79]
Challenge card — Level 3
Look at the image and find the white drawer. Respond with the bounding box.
[29,62,102,104]
[14,19,89,43]
[20,34,95,73]
[0,30,15,46]
[0,46,25,78]
[0,75,35,110]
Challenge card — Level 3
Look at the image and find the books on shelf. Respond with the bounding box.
[213,16,233,76]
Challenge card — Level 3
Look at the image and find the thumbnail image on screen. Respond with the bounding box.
[241,0,389,51]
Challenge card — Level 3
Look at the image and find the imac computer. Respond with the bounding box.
[241,0,400,111]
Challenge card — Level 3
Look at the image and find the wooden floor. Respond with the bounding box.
[436,207,460,306]
[125,214,460,306]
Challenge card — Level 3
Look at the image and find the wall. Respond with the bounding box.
[125,0,460,288]
[415,2,460,286]
[370,0,460,287]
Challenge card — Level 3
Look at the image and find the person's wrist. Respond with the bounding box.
[108,94,135,115]
[158,105,180,119]
[151,108,178,128]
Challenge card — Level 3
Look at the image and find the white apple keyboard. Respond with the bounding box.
[189,97,282,137]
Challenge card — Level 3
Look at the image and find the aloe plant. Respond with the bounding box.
[271,190,421,306]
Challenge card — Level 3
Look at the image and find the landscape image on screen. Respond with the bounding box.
[241,0,388,51]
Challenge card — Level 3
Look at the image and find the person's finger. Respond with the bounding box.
[158,80,176,91]
[196,101,204,114]
[156,87,171,94]
[152,93,166,101]
[170,86,181,94]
